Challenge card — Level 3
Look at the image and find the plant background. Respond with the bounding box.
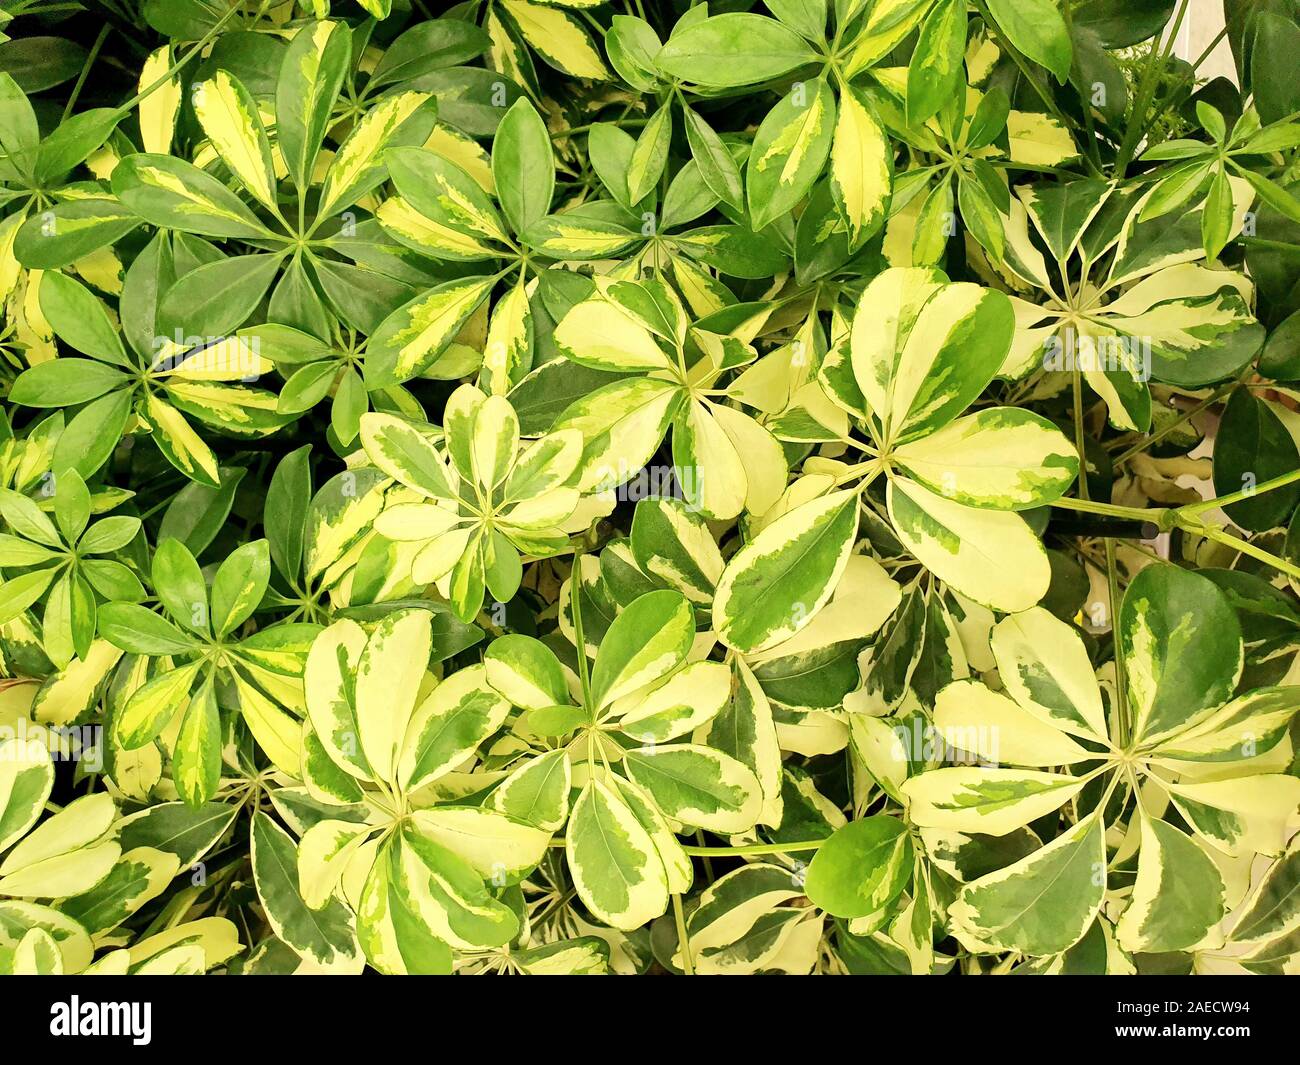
[0,0,1298,977]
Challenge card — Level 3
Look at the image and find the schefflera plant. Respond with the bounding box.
[557,493,905,817]
[99,537,316,806]
[994,176,1264,432]
[4,0,1300,980]
[901,566,1300,958]
[295,608,550,975]
[711,266,1079,658]
[0,470,142,669]
[7,261,288,488]
[110,22,441,352]
[482,587,764,930]
[549,274,788,521]
[358,383,608,622]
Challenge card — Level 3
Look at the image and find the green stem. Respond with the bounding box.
[695,829,716,883]
[1050,495,1168,528]
[63,24,111,120]
[569,549,594,714]
[1104,538,1130,748]
[1178,467,1300,517]
[1072,368,1091,502]
[1059,0,1104,172]
[672,893,694,975]
[111,1,243,120]
[1111,379,1238,466]
[1145,25,1230,130]
[1190,522,1300,581]
[682,840,824,857]
[1114,0,1191,175]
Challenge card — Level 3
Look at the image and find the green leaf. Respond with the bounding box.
[210,539,270,637]
[628,103,672,206]
[400,664,510,791]
[1211,389,1300,532]
[623,744,762,832]
[157,253,282,339]
[370,19,490,87]
[61,846,180,935]
[887,478,1051,612]
[35,109,120,186]
[1115,816,1224,953]
[906,0,967,127]
[488,750,572,831]
[1251,13,1300,125]
[1229,835,1300,947]
[488,98,548,237]
[251,813,359,971]
[9,359,128,408]
[277,20,350,192]
[805,816,913,918]
[365,276,496,387]
[0,72,39,178]
[38,271,130,367]
[158,467,247,557]
[355,840,452,975]
[713,490,860,654]
[319,91,437,217]
[1119,565,1243,747]
[265,446,312,579]
[566,777,669,930]
[0,737,54,853]
[606,15,663,92]
[97,603,197,657]
[0,36,88,93]
[683,106,745,213]
[0,488,61,546]
[172,676,221,807]
[892,407,1077,509]
[985,0,1072,82]
[747,79,836,230]
[0,792,119,898]
[903,764,1084,835]
[152,537,210,635]
[484,633,570,711]
[13,199,141,269]
[657,13,818,87]
[990,607,1108,739]
[118,801,239,868]
[113,153,272,239]
[829,86,892,249]
[590,589,694,709]
[849,268,1015,445]
[948,815,1106,954]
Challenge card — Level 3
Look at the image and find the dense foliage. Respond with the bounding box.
[0,0,1299,976]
